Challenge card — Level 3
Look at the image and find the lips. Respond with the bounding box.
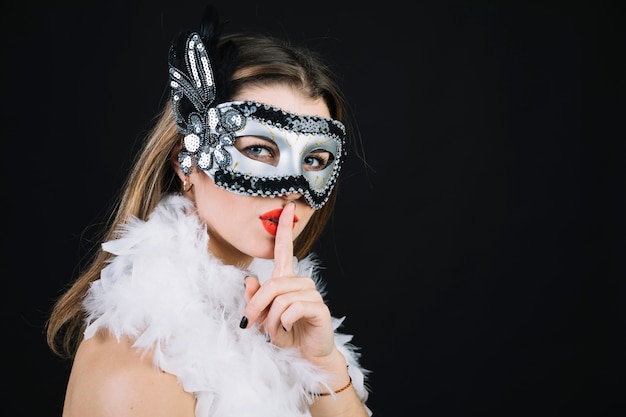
[259,208,299,236]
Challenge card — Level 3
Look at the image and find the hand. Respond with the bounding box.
[240,201,336,362]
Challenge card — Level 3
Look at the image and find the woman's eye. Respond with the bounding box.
[236,137,279,165]
[242,145,277,164]
[245,146,272,157]
[304,151,334,171]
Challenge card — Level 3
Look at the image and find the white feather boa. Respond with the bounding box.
[82,194,371,417]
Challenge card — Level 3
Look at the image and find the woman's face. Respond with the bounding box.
[181,84,332,267]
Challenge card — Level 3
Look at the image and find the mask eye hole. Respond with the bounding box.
[304,150,334,171]
[235,136,280,166]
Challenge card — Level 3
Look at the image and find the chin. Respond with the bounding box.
[244,244,275,260]
[254,253,275,260]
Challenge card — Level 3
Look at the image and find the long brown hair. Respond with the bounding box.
[46,32,354,359]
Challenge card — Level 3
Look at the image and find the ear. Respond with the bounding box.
[170,139,186,182]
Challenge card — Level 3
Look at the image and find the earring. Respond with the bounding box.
[183,176,193,192]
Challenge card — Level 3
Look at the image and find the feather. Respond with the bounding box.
[83,194,371,416]
[167,4,237,138]
[198,4,222,52]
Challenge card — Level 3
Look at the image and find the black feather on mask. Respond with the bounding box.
[168,4,237,139]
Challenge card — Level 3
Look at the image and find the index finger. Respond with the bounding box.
[272,200,296,277]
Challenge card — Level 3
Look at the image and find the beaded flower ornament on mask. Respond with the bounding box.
[167,15,346,209]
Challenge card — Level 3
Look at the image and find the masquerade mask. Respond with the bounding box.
[169,32,346,209]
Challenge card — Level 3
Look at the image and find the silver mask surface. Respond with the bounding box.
[177,100,346,209]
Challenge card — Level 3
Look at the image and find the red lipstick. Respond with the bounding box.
[259,208,299,236]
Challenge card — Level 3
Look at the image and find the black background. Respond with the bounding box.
[2,1,624,416]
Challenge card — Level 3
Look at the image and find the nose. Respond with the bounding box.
[281,191,303,201]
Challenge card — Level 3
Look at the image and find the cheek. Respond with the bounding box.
[193,178,238,220]
[293,206,315,236]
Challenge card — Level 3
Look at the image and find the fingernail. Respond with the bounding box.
[239,316,248,329]
[243,274,257,287]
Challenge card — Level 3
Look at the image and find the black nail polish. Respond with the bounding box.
[239,316,248,329]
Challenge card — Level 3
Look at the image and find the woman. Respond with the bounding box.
[46,4,371,417]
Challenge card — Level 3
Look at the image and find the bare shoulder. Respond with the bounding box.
[63,330,196,417]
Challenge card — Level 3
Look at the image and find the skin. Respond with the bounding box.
[63,84,368,417]
[188,84,327,267]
